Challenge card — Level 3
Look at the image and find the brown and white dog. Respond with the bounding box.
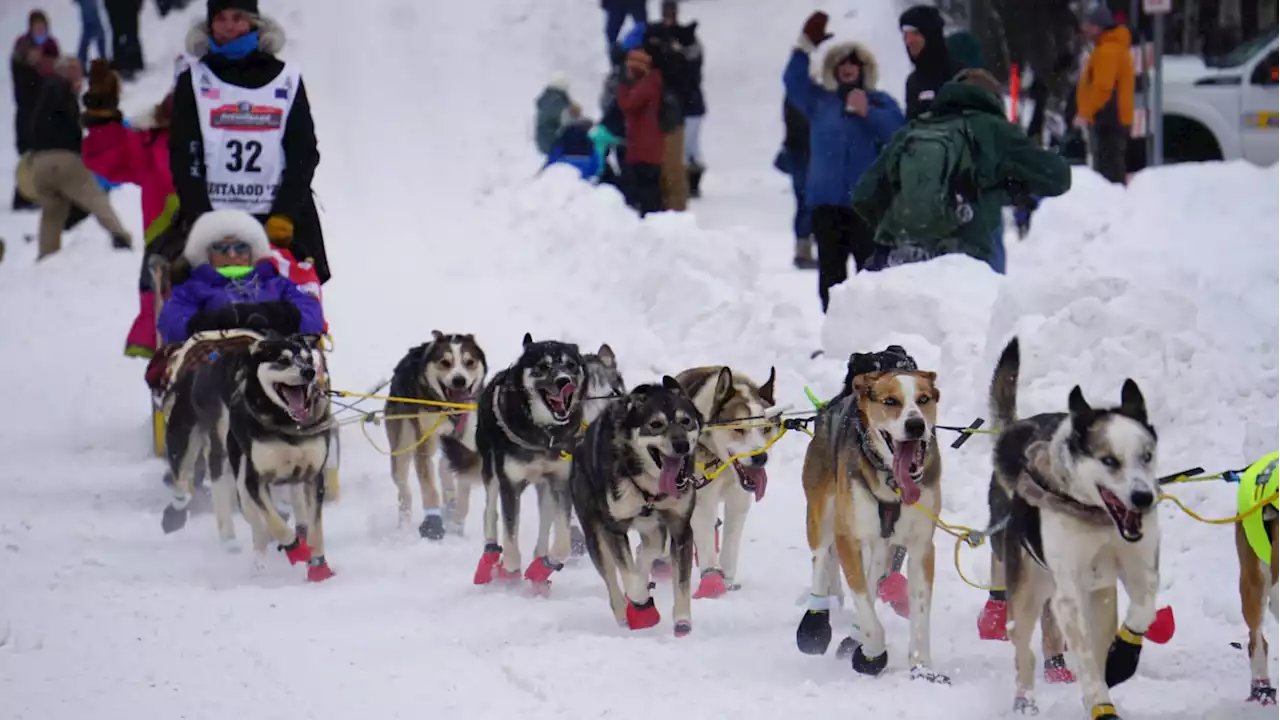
[674,365,778,599]
[1234,453,1279,706]
[384,332,488,540]
[795,365,950,684]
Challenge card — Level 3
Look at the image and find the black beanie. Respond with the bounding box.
[208,0,260,25]
[899,5,945,37]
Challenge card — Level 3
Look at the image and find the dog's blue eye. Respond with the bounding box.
[1101,456,1120,469]
[883,397,898,406]
[917,395,930,405]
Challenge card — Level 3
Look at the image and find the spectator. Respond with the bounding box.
[81,59,181,358]
[535,74,573,156]
[73,0,109,69]
[785,12,905,313]
[639,18,690,212]
[1075,5,1133,185]
[542,104,605,181]
[616,46,665,216]
[602,0,648,59]
[105,0,144,81]
[899,5,960,120]
[27,56,133,261]
[10,9,60,210]
[649,0,706,197]
[599,45,629,173]
[774,100,815,269]
[852,69,1072,274]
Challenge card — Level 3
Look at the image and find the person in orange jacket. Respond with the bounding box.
[1075,5,1134,185]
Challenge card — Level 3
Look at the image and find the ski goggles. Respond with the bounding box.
[209,240,252,256]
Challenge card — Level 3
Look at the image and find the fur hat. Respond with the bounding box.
[184,210,271,266]
[819,42,880,91]
[208,0,259,25]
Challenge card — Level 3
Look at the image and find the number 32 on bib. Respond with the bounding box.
[194,61,302,215]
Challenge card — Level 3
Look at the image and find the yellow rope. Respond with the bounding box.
[698,426,790,481]
[330,389,479,412]
[358,413,449,457]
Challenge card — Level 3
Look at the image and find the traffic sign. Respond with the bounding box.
[1143,0,1172,14]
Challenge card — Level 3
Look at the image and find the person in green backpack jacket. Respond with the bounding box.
[852,68,1071,274]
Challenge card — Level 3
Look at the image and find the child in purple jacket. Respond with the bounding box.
[157,209,324,345]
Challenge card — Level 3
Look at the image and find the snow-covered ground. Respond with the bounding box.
[1,1,1276,718]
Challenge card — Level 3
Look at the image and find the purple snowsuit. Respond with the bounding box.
[157,261,324,344]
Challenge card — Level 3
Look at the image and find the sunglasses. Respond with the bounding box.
[210,241,251,255]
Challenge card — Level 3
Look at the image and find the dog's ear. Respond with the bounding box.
[917,371,940,401]
[1067,385,1094,440]
[597,343,617,368]
[661,374,685,395]
[431,330,444,342]
[1118,378,1148,425]
[522,332,534,348]
[759,366,776,406]
[714,367,734,402]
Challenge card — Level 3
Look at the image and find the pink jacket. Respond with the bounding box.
[82,109,179,245]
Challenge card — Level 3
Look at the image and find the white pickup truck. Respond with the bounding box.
[1160,25,1278,166]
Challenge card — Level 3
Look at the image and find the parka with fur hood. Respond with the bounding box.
[783,39,905,208]
[169,14,330,284]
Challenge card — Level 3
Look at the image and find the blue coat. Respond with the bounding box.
[783,44,905,208]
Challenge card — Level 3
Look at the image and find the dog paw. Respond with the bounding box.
[279,536,313,565]
[419,513,445,541]
[1144,605,1175,644]
[1104,626,1143,688]
[1044,654,1075,684]
[473,544,503,585]
[977,598,1009,641]
[626,597,661,630]
[570,525,587,557]
[161,504,189,534]
[673,620,692,637]
[306,558,335,583]
[910,665,951,684]
[694,568,728,599]
[877,571,910,618]
[524,556,562,585]
[835,635,861,661]
[1012,695,1039,715]
[1090,703,1121,720]
[1249,679,1277,705]
[850,644,887,676]
[220,535,241,554]
[795,610,832,656]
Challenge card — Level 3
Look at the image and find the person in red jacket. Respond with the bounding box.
[615,47,664,216]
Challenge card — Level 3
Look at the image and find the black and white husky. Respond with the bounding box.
[163,333,335,581]
[582,343,626,423]
[570,377,703,636]
[384,331,487,540]
[472,333,587,591]
[986,338,1161,718]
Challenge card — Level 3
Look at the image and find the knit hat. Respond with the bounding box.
[899,5,945,36]
[1084,4,1116,29]
[208,0,259,25]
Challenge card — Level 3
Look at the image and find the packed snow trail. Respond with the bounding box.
[0,1,1277,719]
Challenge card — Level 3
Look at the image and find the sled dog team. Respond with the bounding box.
[162,328,1278,719]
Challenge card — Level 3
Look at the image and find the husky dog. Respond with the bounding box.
[570,377,703,635]
[986,338,1161,718]
[795,363,950,684]
[384,331,487,540]
[164,333,335,581]
[582,343,626,424]
[472,333,587,591]
[672,365,777,599]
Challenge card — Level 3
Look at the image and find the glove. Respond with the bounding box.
[83,58,121,113]
[186,305,243,336]
[800,11,834,49]
[265,215,294,248]
[240,301,303,334]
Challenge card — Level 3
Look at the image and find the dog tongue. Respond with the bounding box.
[283,386,309,422]
[743,465,768,501]
[659,456,683,497]
[893,441,921,505]
[557,383,576,405]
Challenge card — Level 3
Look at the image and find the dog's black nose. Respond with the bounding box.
[451,375,468,388]
[750,452,769,467]
[300,367,316,382]
[554,375,572,391]
[1130,489,1155,509]
[671,439,690,455]
[904,417,926,439]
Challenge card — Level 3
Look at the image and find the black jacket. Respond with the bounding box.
[28,76,83,154]
[169,18,329,284]
[900,5,961,120]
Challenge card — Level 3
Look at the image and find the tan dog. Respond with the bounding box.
[1234,452,1279,705]
[795,368,950,684]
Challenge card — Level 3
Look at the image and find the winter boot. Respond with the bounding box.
[793,236,818,269]
[687,162,704,199]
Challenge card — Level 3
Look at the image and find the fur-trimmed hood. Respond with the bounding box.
[819,41,880,92]
[184,14,286,57]
[184,210,272,266]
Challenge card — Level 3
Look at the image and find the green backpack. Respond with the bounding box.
[885,113,981,241]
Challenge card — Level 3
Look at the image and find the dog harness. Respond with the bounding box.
[1238,451,1280,564]
[1015,463,1113,569]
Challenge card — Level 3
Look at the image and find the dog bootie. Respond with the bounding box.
[161,503,189,534]
[1090,703,1121,720]
[850,644,888,676]
[694,568,728,599]
[978,598,1009,641]
[1104,626,1144,687]
[473,543,506,585]
[673,620,692,637]
[877,571,910,618]
[524,556,562,594]
[1144,605,1175,644]
[626,597,661,630]
[419,512,445,541]
[796,610,833,655]
[1248,679,1277,705]
[307,557,335,583]
[280,535,313,565]
[1044,653,1076,684]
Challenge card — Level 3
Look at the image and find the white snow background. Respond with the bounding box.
[0,0,1276,718]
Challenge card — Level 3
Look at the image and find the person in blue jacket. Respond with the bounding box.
[785,11,905,312]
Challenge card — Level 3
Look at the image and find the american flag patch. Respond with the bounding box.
[200,87,220,99]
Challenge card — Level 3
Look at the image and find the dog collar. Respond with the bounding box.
[1017,466,1111,526]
